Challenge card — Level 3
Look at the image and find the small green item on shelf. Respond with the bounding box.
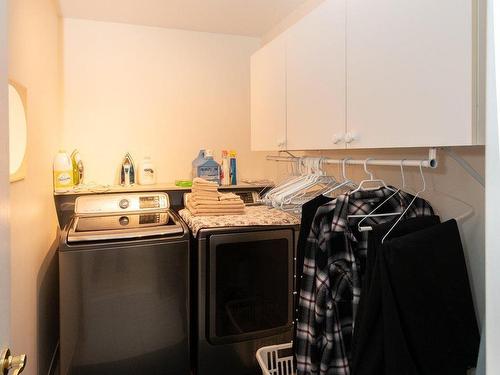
[175,180,193,187]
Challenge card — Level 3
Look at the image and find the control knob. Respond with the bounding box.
[119,216,130,226]
[119,199,129,209]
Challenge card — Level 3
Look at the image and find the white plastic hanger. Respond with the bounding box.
[321,157,357,197]
[349,158,396,194]
[354,159,407,231]
[263,158,310,204]
[381,160,427,243]
[280,158,337,208]
[276,158,322,204]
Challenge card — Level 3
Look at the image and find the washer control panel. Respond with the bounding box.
[75,193,170,214]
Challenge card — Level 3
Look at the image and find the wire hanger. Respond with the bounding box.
[351,159,407,231]
[279,158,338,212]
[350,158,396,194]
[321,157,356,197]
[381,160,427,243]
[280,158,326,206]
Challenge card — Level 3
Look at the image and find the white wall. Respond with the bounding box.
[486,0,500,372]
[62,19,278,186]
[0,0,10,349]
[8,0,62,373]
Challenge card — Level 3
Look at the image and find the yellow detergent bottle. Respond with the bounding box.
[53,150,74,192]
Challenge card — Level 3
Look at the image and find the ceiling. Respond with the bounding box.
[58,0,307,37]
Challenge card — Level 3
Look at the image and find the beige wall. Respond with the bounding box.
[62,18,278,186]
[486,0,499,371]
[0,0,10,348]
[8,0,62,374]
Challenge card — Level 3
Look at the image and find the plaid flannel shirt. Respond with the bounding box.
[295,187,434,375]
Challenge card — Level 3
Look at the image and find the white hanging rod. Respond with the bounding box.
[266,148,438,169]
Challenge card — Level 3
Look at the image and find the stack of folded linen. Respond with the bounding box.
[185,178,245,216]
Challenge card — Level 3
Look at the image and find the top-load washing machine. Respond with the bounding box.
[58,192,190,375]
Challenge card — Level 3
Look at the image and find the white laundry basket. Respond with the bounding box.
[256,342,296,375]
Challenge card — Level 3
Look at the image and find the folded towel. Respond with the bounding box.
[193,177,218,187]
[219,192,241,201]
[190,201,245,209]
[191,195,219,202]
[192,185,219,191]
[192,194,241,203]
[191,199,244,208]
[192,187,219,194]
[189,211,245,217]
[188,193,243,203]
[185,197,245,216]
[192,192,219,199]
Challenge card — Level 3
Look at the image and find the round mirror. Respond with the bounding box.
[8,82,27,181]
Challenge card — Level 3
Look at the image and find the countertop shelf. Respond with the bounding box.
[53,182,273,196]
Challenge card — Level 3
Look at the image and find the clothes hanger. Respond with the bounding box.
[321,157,357,197]
[284,158,336,201]
[277,158,323,204]
[268,157,320,208]
[381,160,427,243]
[280,158,337,209]
[353,159,408,231]
[282,158,351,211]
[349,158,396,194]
[264,157,310,204]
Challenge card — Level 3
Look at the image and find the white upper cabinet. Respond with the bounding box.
[250,0,481,151]
[251,35,287,151]
[286,0,346,150]
[346,0,476,148]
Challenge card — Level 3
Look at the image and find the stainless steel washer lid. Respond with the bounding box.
[67,211,184,243]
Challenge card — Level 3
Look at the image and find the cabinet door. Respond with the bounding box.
[251,36,287,151]
[346,0,474,148]
[286,0,346,150]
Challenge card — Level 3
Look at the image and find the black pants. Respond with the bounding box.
[352,219,479,375]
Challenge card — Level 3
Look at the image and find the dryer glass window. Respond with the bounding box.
[212,238,290,338]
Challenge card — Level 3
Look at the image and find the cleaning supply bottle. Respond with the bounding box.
[53,150,74,192]
[229,150,237,185]
[138,156,157,185]
[220,150,230,186]
[71,149,84,186]
[192,149,206,179]
[197,149,221,184]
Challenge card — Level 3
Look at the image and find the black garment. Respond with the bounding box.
[352,215,441,375]
[354,219,480,375]
[295,188,435,374]
[293,195,333,355]
[296,195,334,294]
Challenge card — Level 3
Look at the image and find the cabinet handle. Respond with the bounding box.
[344,132,358,144]
[277,139,286,148]
[332,134,343,144]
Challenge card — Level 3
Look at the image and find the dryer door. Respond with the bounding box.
[207,229,294,344]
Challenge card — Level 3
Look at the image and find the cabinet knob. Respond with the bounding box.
[332,134,343,144]
[277,139,286,148]
[344,132,358,144]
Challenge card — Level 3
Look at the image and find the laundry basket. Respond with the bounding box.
[256,342,296,375]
